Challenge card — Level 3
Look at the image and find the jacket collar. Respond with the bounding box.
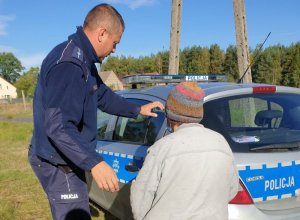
[68,26,100,67]
[176,123,204,132]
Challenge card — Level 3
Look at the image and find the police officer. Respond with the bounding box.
[28,4,163,220]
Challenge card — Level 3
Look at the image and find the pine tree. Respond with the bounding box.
[209,44,224,73]
[223,45,239,82]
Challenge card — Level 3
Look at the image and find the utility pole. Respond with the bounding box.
[168,0,182,75]
[233,0,252,83]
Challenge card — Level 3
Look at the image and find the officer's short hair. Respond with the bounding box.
[83,3,125,33]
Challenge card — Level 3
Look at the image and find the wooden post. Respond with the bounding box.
[168,0,182,75]
[233,0,252,83]
[22,90,26,111]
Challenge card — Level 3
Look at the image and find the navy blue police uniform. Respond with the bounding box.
[28,26,140,220]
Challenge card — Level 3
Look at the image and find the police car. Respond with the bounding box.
[86,74,300,220]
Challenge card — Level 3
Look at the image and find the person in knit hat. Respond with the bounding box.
[131,81,239,220]
[165,81,205,124]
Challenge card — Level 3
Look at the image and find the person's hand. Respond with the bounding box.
[140,101,164,117]
[91,161,119,192]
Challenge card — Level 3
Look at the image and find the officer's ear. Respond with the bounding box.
[97,27,106,42]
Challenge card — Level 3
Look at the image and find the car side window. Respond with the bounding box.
[97,109,110,140]
[229,97,283,128]
[114,115,149,143]
[112,99,165,146]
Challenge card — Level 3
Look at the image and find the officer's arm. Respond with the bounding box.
[44,63,102,171]
[96,82,140,118]
[96,82,164,118]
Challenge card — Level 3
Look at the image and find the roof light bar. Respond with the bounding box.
[122,74,227,84]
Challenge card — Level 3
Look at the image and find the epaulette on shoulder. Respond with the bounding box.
[55,40,90,81]
[57,40,84,64]
[71,46,84,62]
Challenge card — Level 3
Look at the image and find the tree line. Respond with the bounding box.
[101,42,300,85]
[0,42,299,98]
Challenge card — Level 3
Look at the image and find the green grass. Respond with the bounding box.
[0,122,51,220]
[0,121,112,220]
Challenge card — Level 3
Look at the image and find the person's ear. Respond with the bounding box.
[97,27,106,42]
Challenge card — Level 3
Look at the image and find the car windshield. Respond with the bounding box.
[201,93,300,152]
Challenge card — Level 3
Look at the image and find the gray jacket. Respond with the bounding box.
[131,123,239,220]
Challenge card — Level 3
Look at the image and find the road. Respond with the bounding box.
[0,116,33,123]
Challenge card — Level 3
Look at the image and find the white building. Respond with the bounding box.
[0,76,17,101]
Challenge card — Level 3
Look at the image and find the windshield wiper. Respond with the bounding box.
[250,143,300,151]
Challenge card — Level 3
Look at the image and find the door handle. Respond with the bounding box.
[125,162,139,172]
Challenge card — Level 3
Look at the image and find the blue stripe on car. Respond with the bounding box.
[238,160,300,202]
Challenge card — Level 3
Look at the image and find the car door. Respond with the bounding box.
[93,97,166,219]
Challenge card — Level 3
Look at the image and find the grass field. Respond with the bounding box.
[0,104,116,220]
[0,121,52,220]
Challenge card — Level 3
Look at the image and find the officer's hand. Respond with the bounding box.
[91,161,119,192]
[140,101,164,117]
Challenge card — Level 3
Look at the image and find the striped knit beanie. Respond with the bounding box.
[166,81,205,123]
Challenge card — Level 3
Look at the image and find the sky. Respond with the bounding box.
[0,0,299,71]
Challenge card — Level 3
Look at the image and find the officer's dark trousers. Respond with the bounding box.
[28,147,91,220]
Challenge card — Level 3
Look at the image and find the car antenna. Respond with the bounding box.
[237,32,271,83]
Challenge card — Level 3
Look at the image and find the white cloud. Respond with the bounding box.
[0,15,15,36]
[105,0,157,9]
[19,53,46,71]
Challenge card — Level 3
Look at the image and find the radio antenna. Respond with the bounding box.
[237,32,271,83]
